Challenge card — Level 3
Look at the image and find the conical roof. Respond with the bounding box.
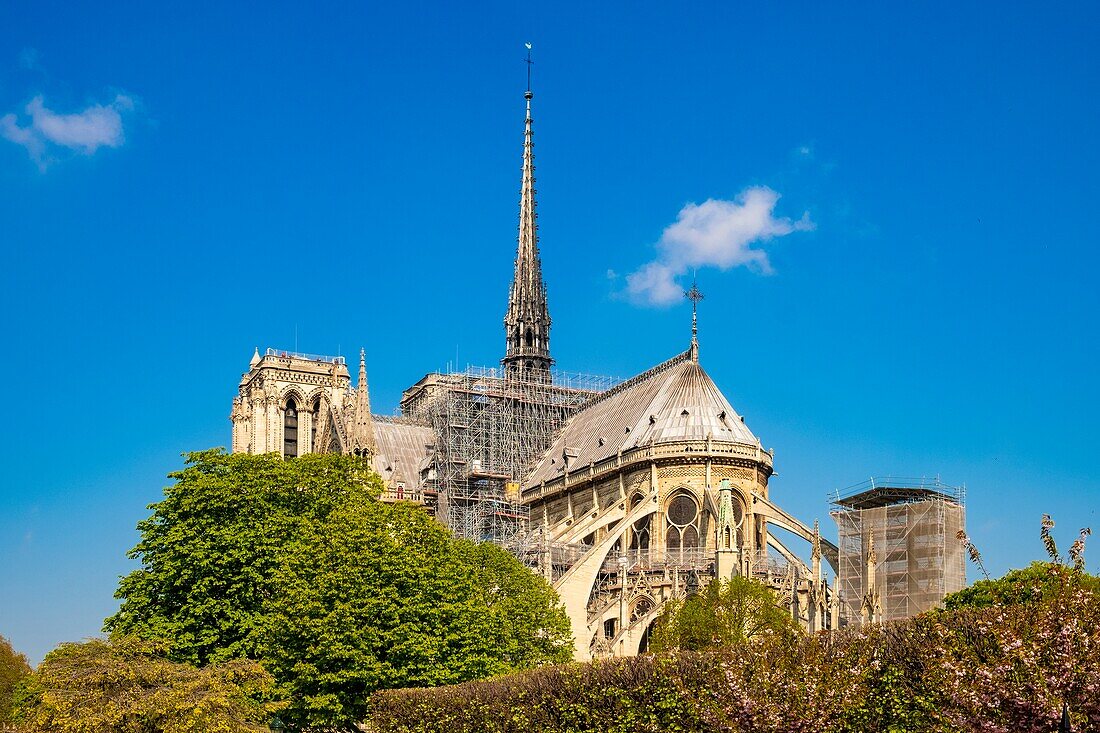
[525,350,761,487]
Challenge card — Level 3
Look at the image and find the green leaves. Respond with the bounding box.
[649,576,800,653]
[942,561,1100,610]
[12,636,279,733]
[105,449,572,731]
[0,634,32,724]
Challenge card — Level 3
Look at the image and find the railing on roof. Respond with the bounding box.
[431,364,621,394]
[523,439,774,501]
[828,476,965,508]
[264,348,346,365]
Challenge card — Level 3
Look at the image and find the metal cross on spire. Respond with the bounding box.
[524,42,533,93]
[685,276,704,362]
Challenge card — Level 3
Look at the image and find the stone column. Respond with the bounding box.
[299,409,313,455]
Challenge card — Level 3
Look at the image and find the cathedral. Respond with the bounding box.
[230,82,964,661]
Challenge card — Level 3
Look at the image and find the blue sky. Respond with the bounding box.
[1,1,1097,663]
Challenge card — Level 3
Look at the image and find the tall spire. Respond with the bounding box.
[351,348,376,457]
[503,45,552,382]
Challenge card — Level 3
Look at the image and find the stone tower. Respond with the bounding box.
[502,87,552,381]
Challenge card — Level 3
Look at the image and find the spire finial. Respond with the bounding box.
[351,348,376,457]
[524,42,533,96]
[684,275,704,362]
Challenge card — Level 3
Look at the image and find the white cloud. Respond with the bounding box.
[1,94,133,170]
[626,186,814,305]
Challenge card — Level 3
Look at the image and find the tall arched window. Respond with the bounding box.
[629,493,650,551]
[310,398,322,453]
[284,398,299,458]
[666,492,700,559]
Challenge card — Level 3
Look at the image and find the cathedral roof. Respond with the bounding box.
[524,349,761,487]
[372,419,435,490]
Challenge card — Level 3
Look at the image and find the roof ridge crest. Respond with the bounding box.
[579,349,693,409]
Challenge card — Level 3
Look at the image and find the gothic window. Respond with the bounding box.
[310,398,322,453]
[628,492,650,551]
[666,492,700,558]
[630,596,654,622]
[603,618,617,639]
[525,328,534,347]
[629,514,651,551]
[284,398,299,458]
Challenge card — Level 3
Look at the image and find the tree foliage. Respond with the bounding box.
[106,449,572,731]
[0,634,31,724]
[946,515,1097,610]
[649,575,799,653]
[943,561,1100,610]
[106,449,379,667]
[12,636,277,733]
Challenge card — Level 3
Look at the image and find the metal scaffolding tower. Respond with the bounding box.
[400,365,618,549]
[830,477,966,625]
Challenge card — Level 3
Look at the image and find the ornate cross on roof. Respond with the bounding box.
[685,277,704,362]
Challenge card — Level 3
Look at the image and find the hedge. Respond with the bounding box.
[369,575,1100,733]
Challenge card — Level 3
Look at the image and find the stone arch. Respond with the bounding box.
[280,386,308,411]
[303,388,325,410]
[613,599,667,657]
[554,495,660,659]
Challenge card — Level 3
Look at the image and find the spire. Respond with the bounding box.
[351,348,376,457]
[249,347,261,368]
[684,277,704,363]
[862,528,881,625]
[503,45,552,381]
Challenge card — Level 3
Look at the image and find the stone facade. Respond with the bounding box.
[523,351,835,660]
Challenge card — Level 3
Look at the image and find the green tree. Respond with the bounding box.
[946,515,1097,610]
[106,449,378,666]
[107,449,572,731]
[649,575,799,653]
[942,561,1100,610]
[0,634,31,724]
[12,636,278,733]
[266,502,572,730]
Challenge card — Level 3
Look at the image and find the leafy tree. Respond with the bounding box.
[942,561,1100,610]
[945,515,1097,610]
[649,575,799,653]
[107,449,572,731]
[106,449,378,667]
[0,634,31,724]
[12,636,278,733]
[266,502,572,730]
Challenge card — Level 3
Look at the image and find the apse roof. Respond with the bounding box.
[524,349,761,487]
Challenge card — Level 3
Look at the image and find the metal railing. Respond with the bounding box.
[264,348,346,365]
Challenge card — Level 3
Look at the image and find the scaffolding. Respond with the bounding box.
[830,477,966,625]
[400,365,618,548]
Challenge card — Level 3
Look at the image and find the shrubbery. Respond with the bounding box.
[369,567,1100,733]
[12,636,279,733]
